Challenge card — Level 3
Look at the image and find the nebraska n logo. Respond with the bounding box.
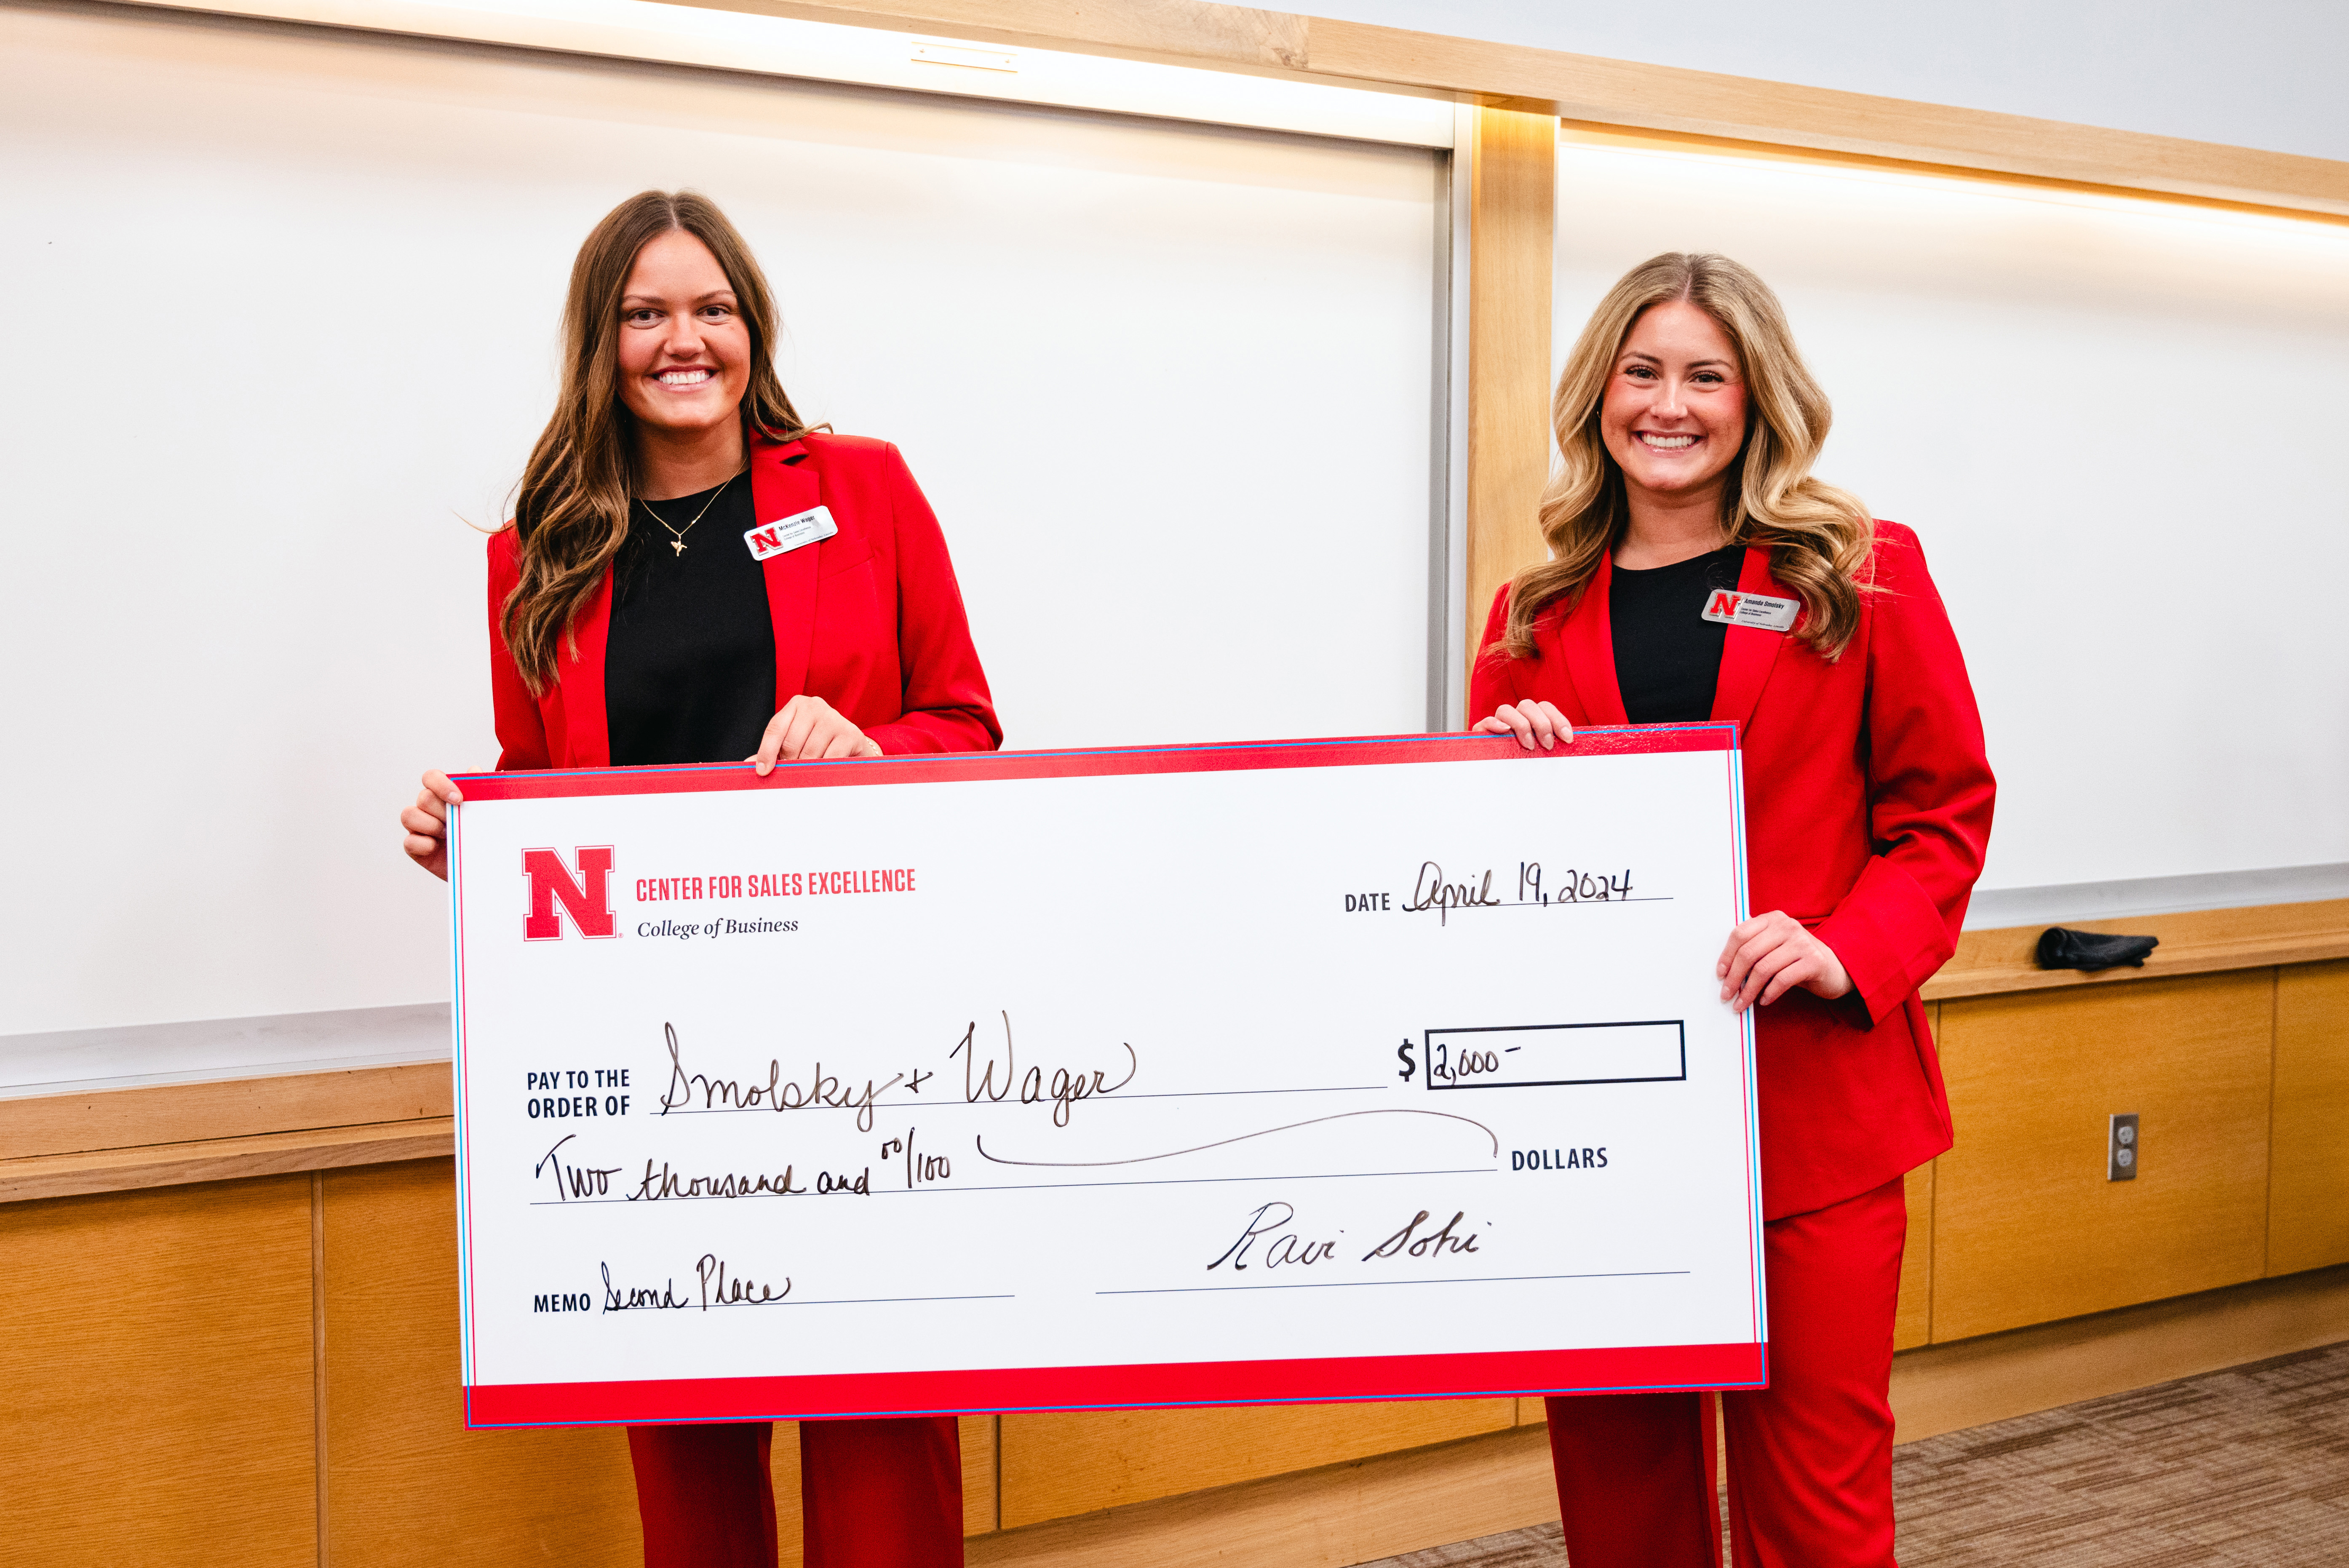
[521,846,617,940]
[1706,590,1743,618]
[743,505,838,561]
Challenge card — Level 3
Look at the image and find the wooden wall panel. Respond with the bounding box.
[321,1159,642,1568]
[1932,972,2274,1341]
[962,1414,1000,1534]
[999,1399,1515,1529]
[0,1175,316,1567]
[1894,1159,1935,1351]
[2270,959,2349,1275]
[772,1420,803,1563]
[973,1424,1558,1568]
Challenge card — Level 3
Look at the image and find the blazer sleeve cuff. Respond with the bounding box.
[1813,857,1957,1028]
[864,711,998,756]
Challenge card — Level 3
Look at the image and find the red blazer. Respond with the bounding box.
[488,433,1000,769]
[1471,523,1994,1219]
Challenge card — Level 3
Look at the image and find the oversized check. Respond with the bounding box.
[446,727,1764,1427]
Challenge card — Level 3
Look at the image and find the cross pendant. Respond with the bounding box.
[671,540,687,556]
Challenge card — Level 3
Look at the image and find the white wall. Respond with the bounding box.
[1551,135,2349,895]
[0,2,1442,1038]
[1321,0,2349,164]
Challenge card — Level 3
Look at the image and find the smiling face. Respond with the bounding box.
[613,228,751,441]
[1598,299,1750,513]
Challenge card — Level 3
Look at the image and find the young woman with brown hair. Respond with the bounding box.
[399,190,996,1567]
[1473,252,1996,1566]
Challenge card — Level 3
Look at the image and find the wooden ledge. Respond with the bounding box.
[3,900,2336,1198]
[0,1060,450,1163]
[1924,898,2349,1001]
[0,1118,454,1205]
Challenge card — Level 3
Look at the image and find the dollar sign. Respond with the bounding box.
[1396,1040,1416,1082]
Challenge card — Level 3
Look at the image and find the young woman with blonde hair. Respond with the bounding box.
[1473,252,1995,1566]
[399,189,996,1567]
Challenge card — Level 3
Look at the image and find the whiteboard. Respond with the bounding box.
[1553,134,2349,897]
[0,3,1444,1042]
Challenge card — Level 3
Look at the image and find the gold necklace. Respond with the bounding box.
[640,471,740,556]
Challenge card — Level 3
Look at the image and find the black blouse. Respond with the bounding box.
[1608,545,1746,725]
[604,475,776,767]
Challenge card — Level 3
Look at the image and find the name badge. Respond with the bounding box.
[1700,588,1800,633]
[743,505,838,561]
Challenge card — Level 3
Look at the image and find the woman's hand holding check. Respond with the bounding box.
[1477,703,1852,1013]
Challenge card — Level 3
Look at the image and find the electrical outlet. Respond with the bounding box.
[2108,1113,2140,1181]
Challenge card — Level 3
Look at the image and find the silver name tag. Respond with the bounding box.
[743,505,838,561]
[1700,589,1799,633]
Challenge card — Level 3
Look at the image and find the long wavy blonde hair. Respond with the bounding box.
[1497,252,1873,662]
[502,191,812,692]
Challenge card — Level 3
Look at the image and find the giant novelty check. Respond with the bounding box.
[447,728,1764,1427]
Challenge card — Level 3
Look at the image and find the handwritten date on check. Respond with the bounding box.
[446,731,1766,1427]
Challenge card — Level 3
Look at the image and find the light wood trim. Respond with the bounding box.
[0,1117,454,1204]
[1300,16,2349,218]
[0,1060,449,1161]
[1889,1261,2349,1444]
[1461,103,1553,703]
[1923,898,2349,1001]
[653,0,2349,220]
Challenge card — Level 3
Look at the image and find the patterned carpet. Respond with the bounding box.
[1359,1341,2349,1566]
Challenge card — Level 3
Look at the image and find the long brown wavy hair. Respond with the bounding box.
[1496,252,1874,663]
[502,190,811,691]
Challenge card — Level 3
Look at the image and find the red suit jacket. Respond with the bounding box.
[488,433,1000,769]
[1470,522,1994,1219]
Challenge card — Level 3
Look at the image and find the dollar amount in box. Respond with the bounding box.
[1419,1021,1686,1089]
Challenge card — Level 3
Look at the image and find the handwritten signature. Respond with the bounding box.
[1208,1200,1483,1271]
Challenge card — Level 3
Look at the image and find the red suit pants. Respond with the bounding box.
[1544,1175,1908,1568]
[627,1414,963,1568]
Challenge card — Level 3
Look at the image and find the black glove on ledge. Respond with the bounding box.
[2036,927,2159,971]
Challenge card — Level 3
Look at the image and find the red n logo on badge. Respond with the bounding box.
[521,846,617,940]
[1707,590,1742,617]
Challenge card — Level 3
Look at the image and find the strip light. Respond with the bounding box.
[123,0,1458,147]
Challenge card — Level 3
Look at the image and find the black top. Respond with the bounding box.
[1609,545,1747,725]
[605,475,776,767]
